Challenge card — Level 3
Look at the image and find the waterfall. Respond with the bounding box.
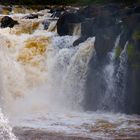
[0,6,139,140]
[99,37,128,112]
[0,25,95,114]
[115,41,128,111]
[99,35,121,111]
[0,21,95,138]
[38,36,95,111]
[59,37,95,110]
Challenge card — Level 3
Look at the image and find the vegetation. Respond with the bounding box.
[0,0,139,5]
[126,44,140,67]
[115,47,122,59]
[132,31,140,41]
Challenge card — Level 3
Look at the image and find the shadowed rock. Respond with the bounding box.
[23,14,39,19]
[57,12,84,36]
[1,16,18,28]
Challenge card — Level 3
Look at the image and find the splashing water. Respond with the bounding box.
[0,15,95,115]
[0,109,17,140]
[0,8,139,140]
[115,41,128,110]
[99,35,121,111]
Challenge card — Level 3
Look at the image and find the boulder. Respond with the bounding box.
[24,14,39,19]
[49,7,65,14]
[1,16,18,28]
[57,12,84,36]
[73,36,87,46]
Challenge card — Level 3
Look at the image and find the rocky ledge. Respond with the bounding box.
[13,127,92,140]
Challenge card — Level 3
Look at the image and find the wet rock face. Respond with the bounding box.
[123,20,140,114]
[56,3,140,114]
[119,12,140,113]
[0,16,18,28]
[50,7,65,18]
[59,4,140,114]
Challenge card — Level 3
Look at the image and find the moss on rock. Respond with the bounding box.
[132,31,140,41]
[115,47,122,59]
[126,44,140,67]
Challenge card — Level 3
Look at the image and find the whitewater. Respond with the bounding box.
[0,7,139,140]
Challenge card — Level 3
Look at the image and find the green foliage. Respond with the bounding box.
[127,44,135,60]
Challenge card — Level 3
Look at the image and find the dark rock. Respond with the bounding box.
[73,36,87,46]
[124,36,140,114]
[50,7,65,18]
[1,16,18,28]
[78,5,100,18]
[57,12,84,36]
[49,7,65,14]
[125,66,140,114]
[51,11,62,18]
[24,14,39,19]
[123,14,140,28]
[134,6,140,13]
[119,14,140,49]
[95,24,121,59]
[74,7,119,46]
[103,3,122,13]
[78,4,121,18]
[81,18,96,37]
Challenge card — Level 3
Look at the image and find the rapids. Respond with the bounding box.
[0,6,139,140]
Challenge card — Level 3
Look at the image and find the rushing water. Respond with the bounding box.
[0,7,140,140]
[99,35,121,111]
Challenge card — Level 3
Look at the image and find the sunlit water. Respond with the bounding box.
[0,7,140,139]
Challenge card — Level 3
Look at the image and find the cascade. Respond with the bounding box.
[0,6,139,140]
[99,35,121,111]
[115,41,128,111]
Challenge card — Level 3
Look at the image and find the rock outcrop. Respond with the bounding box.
[56,3,140,114]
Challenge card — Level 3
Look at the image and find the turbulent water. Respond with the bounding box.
[0,7,140,140]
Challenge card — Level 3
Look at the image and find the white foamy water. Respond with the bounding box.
[10,111,140,139]
[0,7,139,140]
[0,109,17,140]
